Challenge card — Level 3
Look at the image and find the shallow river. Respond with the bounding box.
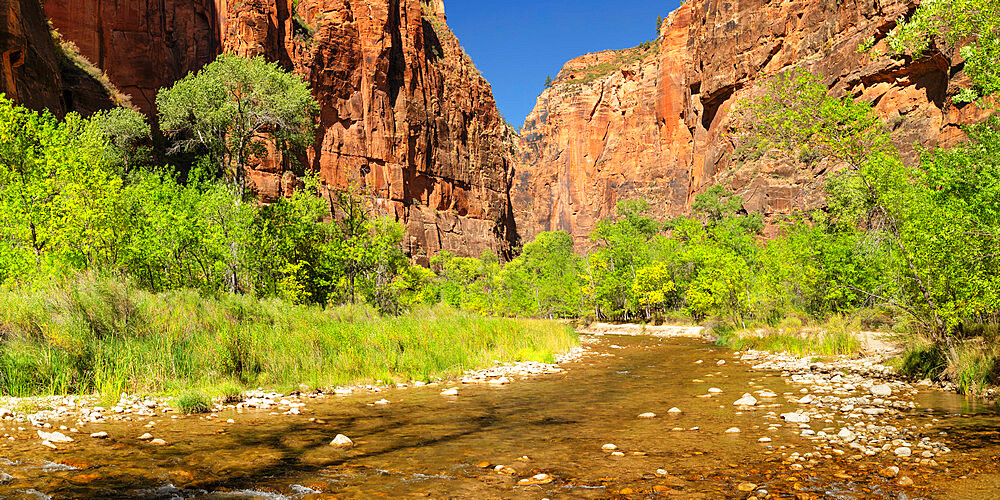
[1,335,999,498]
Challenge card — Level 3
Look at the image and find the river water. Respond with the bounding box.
[0,335,998,498]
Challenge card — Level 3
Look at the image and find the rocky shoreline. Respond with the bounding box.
[0,337,600,449]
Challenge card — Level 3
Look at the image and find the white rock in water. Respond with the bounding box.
[716,360,726,366]
[734,394,758,406]
[758,390,777,398]
[150,438,167,446]
[488,377,510,385]
[894,447,912,457]
[331,434,354,448]
[374,399,390,405]
[798,395,816,404]
[0,408,12,419]
[758,437,772,443]
[667,407,682,414]
[601,443,618,450]
[871,384,893,397]
[708,388,723,394]
[440,388,459,396]
[781,412,810,423]
[37,431,73,443]
[837,428,857,442]
[725,427,741,433]
[638,412,656,419]
[89,431,109,439]
[138,433,154,441]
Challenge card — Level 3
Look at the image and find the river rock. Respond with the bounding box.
[37,431,73,443]
[781,412,810,423]
[374,399,390,405]
[602,443,618,450]
[668,407,682,414]
[331,434,354,448]
[725,427,741,433]
[894,447,912,457]
[708,388,723,394]
[734,394,758,406]
[610,451,625,456]
[898,476,914,486]
[871,384,893,397]
[737,482,757,492]
[440,388,459,396]
[518,473,553,485]
[838,428,857,442]
[879,466,900,478]
[488,377,510,385]
[638,412,656,419]
[0,408,12,419]
[138,433,154,441]
[90,431,109,439]
[758,437,772,443]
[150,438,167,446]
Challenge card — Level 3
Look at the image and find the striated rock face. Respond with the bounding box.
[514,0,995,247]
[37,0,516,259]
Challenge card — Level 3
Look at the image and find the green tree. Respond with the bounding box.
[545,75,553,88]
[502,231,582,318]
[156,54,319,200]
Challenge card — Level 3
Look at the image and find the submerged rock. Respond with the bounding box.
[733,394,758,406]
[638,412,656,419]
[331,434,354,448]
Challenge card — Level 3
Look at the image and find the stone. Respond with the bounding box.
[138,433,154,441]
[894,447,912,457]
[602,443,618,450]
[440,388,459,396]
[758,437,772,443]
[488,377,511,385]
[150,438,167,446]
[737,482,758,492]
[708,388,723,394]
[734,394,758,406]
[638,412,656,418]
[781,412,810,423]
[0,408,12,419]
[725,427,741,433]
[517,473,553,485]
[879,466,899,478]
[330,434,354,448]
[667,407,682,414]
[89,432,109,439]
[837,428,856,442]
[610,451,625,457]
[373,399,390,405]
[37,431,73,443]
[870,384,893,397]
[898,476,914,487]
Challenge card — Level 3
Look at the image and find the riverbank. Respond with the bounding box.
[0,277,579,406]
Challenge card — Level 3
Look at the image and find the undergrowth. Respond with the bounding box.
[0,274,578,399]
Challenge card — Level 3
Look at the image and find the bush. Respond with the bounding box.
[174,392,212,414]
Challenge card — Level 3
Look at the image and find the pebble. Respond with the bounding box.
[780,412,810,423]
[758,437,772,443]
[894,447,912,457]
[725,427,741,433]
[837,428,856,443]
[638,412,656,419]
[879,466,900,478]
[440,388,459,396]
[150,438,167,446]
[373,399,390,405]
[601,443,618,450]
[89,431,109,439]
[871,384,893,397]
[138,433,154,441]
[734,394,758,406]
[898,476,914,486]
[330,434,354,448]
[668,407,682,414]
[37,431,73,443]
[708,388,723,394]
[737,482,757,492]
[610,451,625,457]
[517,473,553,485]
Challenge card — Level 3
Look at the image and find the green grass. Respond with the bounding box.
[714,324,862,357]
[173,392,212,414]
[0,274,579,399]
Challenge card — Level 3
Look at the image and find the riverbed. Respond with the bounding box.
[0,334,997,498]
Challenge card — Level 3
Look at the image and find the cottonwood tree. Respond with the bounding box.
[157,53,319,201]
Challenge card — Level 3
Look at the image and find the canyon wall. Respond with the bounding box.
[514,0,994,247]
[17,0,515,259]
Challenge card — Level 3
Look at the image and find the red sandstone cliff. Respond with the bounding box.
[514,0,994,247]
[17,0,515,259]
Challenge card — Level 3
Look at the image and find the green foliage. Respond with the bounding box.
[545,75,553,88]
[156,54,319,200]
[174,392,213,414]
[885,0,1000,101]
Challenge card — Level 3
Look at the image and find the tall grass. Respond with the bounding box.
[713,323,862,357]
[0,275,578,398]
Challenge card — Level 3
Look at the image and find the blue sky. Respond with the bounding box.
[446,1,682,128]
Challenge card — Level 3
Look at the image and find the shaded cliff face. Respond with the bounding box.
[36,0,516,260]
[514,0,994,246]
